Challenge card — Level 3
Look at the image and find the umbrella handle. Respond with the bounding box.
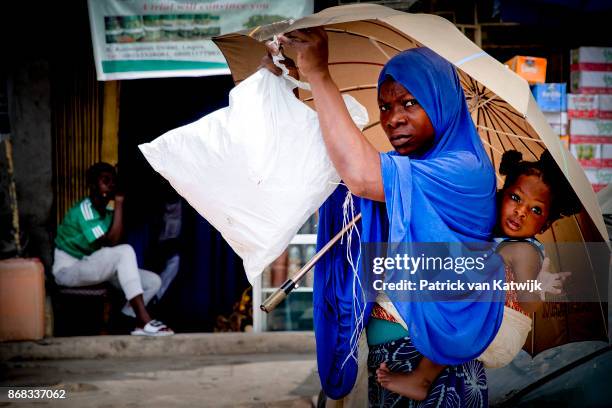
[260,213,362,313]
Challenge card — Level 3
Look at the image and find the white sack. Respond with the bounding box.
[477,306,532,368]
[139,69,368,284]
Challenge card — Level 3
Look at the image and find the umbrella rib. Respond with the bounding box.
[478,107,503,181]
[481,107,512,154]
[490,100,530,120]
[476,126,545,143]
[486,109,517,151]
[328,61,385,67]
[487,106,540,159]
[325,27,404,53]
[462,75,499,116]
[475,97,497,165]
[466,72,487,104]
[487,102,535,137]
[483,105,519,154]
[302,84,378,102]
[248,26,262,37]
[469,75,483,100]
[481,104,508,152]
[479,141,505,184]
[351,20,421,48]
[488,110,534,159]
[482,105,527,179]
[471,96,498,113]
[369,36,392,60]
[478,137,504,155]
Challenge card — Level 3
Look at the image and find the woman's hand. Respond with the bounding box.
[278,27,329,82]
[114,193,125,205]
[259,50,282,76]
[260,27,383,201]
[259,41,299,79]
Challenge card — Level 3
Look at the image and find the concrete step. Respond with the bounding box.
[0,331,315,361]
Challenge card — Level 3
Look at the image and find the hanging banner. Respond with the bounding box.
[88,0,313,80]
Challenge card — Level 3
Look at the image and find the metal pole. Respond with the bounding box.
[260,213,362,313]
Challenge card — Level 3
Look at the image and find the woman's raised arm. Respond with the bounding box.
[278,28,384,202]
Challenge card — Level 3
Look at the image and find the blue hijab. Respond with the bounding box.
[313,48,504,399]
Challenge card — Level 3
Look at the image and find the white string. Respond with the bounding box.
[333,186,366,370]
[270,36,312,91]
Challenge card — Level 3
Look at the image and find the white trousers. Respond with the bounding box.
[53,245,161,317]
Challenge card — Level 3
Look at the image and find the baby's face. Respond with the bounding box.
[499,174,551,238]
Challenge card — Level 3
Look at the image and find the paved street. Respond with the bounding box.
[1,352,319,407]
[0,333,320,407]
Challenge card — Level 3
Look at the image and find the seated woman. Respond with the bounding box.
[53,163,173,336]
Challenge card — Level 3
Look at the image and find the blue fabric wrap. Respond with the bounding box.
[314,184,373,400]
[313,47,505,399]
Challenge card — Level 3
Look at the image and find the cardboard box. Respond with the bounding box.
[571,47,612,71]
[602,143,612,162]
[532,83,567,111]
[567,94,612,119]
[560,135,570,149]
[571,143,599,160]
[549,123,568,136]
[570,143,609,168]
[0,258,45,342]
[544,111,568,135]
[584,168,612,192]
[505,55,547,84]
[570,71,612,94]
[570,119,612,143]
[544,111,568,126]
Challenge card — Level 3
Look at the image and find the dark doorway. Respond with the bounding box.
[117,75,250,332]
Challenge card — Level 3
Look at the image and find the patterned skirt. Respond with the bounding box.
[367,336,488,408]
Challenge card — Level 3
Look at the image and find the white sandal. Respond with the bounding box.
[131,319,174,337]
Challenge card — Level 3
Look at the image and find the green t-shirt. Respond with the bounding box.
[55,197,114,259]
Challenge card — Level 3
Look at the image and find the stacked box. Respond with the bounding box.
[568,94,612,119]
[569,47,612,191]
[570,47,612,94]
[543,111,568,136]
[532,84,568,147]
[584,168,612,192]
[571,71,612,94]
[532,83,567,111]
[506,55,547,84]
[571,47,612,72]
[570,119,612,170]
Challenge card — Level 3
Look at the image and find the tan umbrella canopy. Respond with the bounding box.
[213,4,609,355]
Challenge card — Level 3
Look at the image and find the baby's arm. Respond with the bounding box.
[536,257,571,300]
[498,242,543,313]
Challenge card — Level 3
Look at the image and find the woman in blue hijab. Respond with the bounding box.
[277,28,504,407]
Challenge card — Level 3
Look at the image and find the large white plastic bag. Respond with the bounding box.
[139,69,368,283]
